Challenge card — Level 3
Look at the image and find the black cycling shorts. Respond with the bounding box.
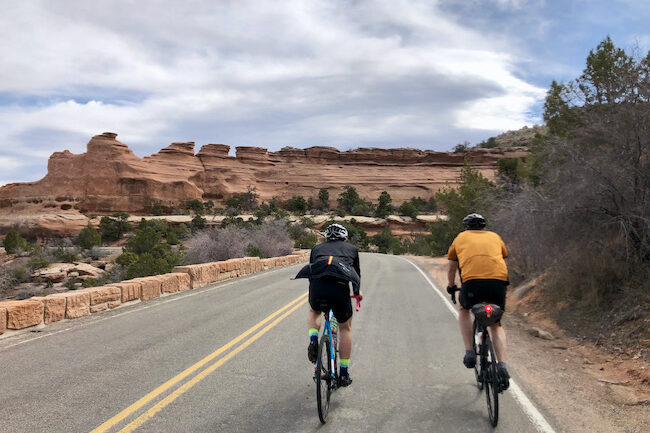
[309,276,353,323]
[459,279,508,311]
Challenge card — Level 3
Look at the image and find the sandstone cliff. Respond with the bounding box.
[0,132,526,219]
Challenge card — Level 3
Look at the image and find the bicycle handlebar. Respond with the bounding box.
[350,294,361,311]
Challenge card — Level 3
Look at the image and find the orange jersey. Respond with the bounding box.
[447,230,508,282]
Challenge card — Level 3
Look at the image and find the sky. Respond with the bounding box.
[1,0,649,185]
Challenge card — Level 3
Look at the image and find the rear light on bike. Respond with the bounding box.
[485,305,492,317]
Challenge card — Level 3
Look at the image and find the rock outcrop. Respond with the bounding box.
[0,132,526,220]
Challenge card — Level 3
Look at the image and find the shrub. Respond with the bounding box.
[295,232,318,249]
[375,191,393,218]
[185,220,293,264]
[185,199,205,215]
[401,234,436,256]
[78,223,101,249]
[28,255,51,271]
[12,266,30,283]
[225,185,259,212]
[191,215,207,232]
[453,142,470,153]
[337,186,362,213]
[3,228,28,254]
[65,277,80,290]
[285,195,308,215]
[152,201,164,216]
[246,244,264,258]
[398,201,418,219]
[0,266,16,291]
[371,226,405,254]
[100,214,131,242]
[49,245,81,263]
[115,222,183,279]
[409,196,437,213]
[318,188,330,210]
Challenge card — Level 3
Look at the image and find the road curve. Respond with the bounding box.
[0,253,557,432]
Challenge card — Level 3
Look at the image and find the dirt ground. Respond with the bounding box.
[412,256,650,433]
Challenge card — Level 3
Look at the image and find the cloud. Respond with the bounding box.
[0,0,548,184]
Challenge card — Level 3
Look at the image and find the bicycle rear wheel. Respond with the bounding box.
[484,338,500,427]
[316,335,332,424]
[473,321,483,391]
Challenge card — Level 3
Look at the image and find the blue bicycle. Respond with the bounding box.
[314,295,360,424]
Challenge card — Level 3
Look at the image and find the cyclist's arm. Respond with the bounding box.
[353,250,361,277]
[447,259,458,287]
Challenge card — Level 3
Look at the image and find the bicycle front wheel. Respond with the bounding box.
[316,335,332,424]
[484,338,499,427]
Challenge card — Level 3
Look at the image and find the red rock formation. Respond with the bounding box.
[0,132,527,221]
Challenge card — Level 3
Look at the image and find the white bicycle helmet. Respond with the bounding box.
[324,223,348,240]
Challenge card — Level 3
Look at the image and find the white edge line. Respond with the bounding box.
[401,257,557,433]
[1,264,302,350]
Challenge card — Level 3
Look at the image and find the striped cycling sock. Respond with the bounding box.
[340,358,350,377]
[309,328,319,343]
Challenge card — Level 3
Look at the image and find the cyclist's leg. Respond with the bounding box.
[307,281,326,363]
[330,283,353,386]
[488,322,507,363]
[459,283,477,368]
[338,316,352,359]
[308,307,322,335]
[458,307,474,351]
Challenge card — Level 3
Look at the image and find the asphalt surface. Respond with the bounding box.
[0,253,556,432]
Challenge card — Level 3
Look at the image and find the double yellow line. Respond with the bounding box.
[90,292,308,433]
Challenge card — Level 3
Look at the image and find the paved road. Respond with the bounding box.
[0,253,556,432]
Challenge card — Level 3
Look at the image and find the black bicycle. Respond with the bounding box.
[449,286,504,427]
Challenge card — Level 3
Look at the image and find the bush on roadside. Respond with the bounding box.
[78,223,102,249]
[295,232,318,249]
[185,220,293,264]
[371,226,404,254]
[99,213,131,242]
[3,228,28,254]
[115,220,184,279]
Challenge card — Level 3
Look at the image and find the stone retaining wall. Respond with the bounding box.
[0,251,309,335]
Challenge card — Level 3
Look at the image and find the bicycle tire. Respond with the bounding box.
[473,321,483,391]
[484,337,500,427]
[316,335,332,424]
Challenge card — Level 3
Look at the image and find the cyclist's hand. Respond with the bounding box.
[446,285,458,304]
[356,291,364,302]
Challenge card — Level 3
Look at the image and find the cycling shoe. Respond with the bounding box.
[463,350,477,369]
[308,340,318,363]
[338,375,353,387]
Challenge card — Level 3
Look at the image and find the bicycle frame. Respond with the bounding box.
[321,310,337,384]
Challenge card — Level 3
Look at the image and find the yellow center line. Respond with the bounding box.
[118,298,308,433]
[90,292,307,433]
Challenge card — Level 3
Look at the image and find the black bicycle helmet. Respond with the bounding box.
[323,223,348,240]
[462,213,486,229]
